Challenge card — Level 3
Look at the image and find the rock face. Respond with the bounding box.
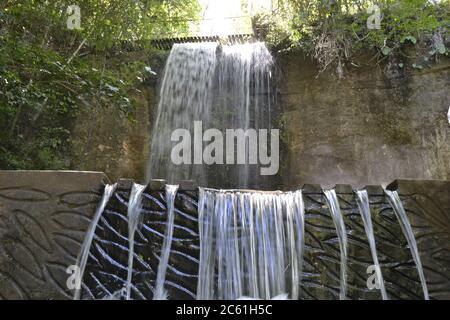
[278,52,450,189]
[0,170,108,299]
[70,86,154,183]
[67,51,450,189]
[69,50,168,182]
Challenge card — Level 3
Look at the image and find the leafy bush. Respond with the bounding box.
[0,0,199,169]
[257,0,449,75]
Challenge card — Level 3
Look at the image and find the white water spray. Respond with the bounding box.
[153,184,179,300]
[74,183,117,300]
[385,189,429,300]
[197,189,305,300]
[323,189,348,300]
[355,190,388,300]
[125,183,147,300]
[147,42,274,188]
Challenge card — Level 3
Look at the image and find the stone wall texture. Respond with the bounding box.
[278,52,450,189]
[0,170,107,299]
[66,50,450,189]
[69,50,168,183]
[0,171,449,299]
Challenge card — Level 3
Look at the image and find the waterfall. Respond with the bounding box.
[76,184,434,300]
[74,183,117,300]
[197,188,305,300]
[217,43,274,187]
[385,189,429,300]
[147,42,275,188]
[355,190,388,300]
[125,183,147,300]
[323,189,348,300]
[148,43,217,186]
[154,184,179,300]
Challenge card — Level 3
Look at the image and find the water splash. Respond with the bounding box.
[147,42,275,189]
[197,188,304,300]
[125,183,147,300]
[385,189,429,300]
[154,184,179,300]
[323,189,348,300]
[237,293,289,300]
[355,190,388,300]
[103,288,126,300]
[74,183,117,300]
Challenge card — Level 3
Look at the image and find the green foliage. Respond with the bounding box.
[259,0,449,74]
[0,0,200,169]
[3,0,200,49]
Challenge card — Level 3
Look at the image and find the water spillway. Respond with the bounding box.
[125,183,147,300]
[197,188,305,300]
[154,184,179,300]
[356,190,388,300]
[74,183,117,300]
[69,41,435,299]
[66,180,441,300]
[0,171,446,300]
[323,189,348,300]
[385,190,429,300]
[0,29,447,299]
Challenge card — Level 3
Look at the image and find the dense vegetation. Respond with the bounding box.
[0,0,199,169]
[254,0,449,76]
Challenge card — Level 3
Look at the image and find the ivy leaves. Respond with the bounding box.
[401,35,417,44]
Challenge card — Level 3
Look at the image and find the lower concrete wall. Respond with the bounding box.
[0,171,449,299]
[0,171,107,299]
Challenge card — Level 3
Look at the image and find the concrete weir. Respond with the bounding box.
[0,170,449,300]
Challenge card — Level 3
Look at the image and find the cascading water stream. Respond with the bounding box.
[323,189,348,300]
[289,191,305,300]
[355,190,388,300]
[147,42,275,189]
[75,183,434,300]
[125,183,147,300]
[197,188,305,300]
[74,183,117,300]
[385,189,429,300]
[154,184,179,300]
[148,43,217,186]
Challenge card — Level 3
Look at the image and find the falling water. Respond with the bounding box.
[355,190,388,300]
[77,184,436,300]
[148,43,217,186]
[147,42,275,188]
[197,188,304,300]
[74,183,117,300]
[125,183,147,300]
[385,189,429,300]
[154,184,179,300]
[323,189,348,300]
[216,43,274,188]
